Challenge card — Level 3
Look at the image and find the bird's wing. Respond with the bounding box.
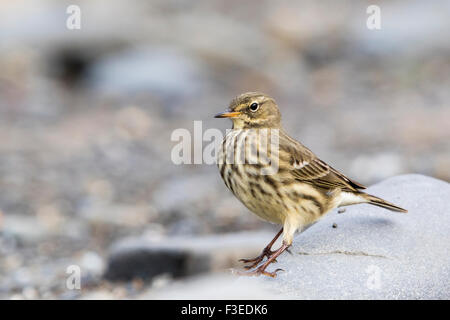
[280,137,366,192]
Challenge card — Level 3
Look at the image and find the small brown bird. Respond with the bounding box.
[215,92,407,277]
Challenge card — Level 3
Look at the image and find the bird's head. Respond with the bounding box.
[215,92,281,129]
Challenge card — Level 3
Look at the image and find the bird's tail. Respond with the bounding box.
[361,193,407,213]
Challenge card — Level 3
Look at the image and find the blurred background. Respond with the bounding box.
[0,0,449,299]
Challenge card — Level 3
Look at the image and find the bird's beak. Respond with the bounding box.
[214,111,241,118]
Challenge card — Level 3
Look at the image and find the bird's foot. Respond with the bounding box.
[237,241,290,278]
[236,266,284,278]
[239,247,277,269]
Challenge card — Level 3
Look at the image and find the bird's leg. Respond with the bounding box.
[239,241,291,277]
[239,228,283,269]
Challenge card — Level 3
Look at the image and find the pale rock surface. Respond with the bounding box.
[244,174,450,299]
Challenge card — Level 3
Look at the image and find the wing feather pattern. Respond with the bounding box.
[279,132,366,192]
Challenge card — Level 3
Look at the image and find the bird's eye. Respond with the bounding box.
[249,102,259,112]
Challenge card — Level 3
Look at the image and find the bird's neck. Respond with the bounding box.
[232,120,282,130]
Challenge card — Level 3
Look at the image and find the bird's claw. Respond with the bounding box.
[239,248,276,268]
[242,258,278,270]
[236,267,284,278]
[264,268,284,277]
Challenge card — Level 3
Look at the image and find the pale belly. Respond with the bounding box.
[218,162,338,226]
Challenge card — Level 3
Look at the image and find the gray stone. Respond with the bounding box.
[351,1,450,57]
[139,274,279,300]
[88,46,206,97]
[104,230,275,281]
[104,246,191,281]
[242,174,450,299]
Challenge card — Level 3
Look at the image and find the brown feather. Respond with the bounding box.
[279,130,365,192]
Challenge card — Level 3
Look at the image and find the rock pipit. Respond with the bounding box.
[215,92,407,277]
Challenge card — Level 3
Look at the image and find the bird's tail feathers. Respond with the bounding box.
[361,193,407,213]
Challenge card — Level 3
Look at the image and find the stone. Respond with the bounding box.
[139,273,279,300]
[104,230,276,281]
[79,251,105,276]
[88,46,205,98]
[241,174,450,299]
